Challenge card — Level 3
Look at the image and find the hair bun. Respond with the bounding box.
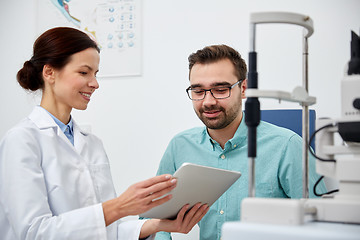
[17,60,43,91]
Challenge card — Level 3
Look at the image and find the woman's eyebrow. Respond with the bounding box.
[80,65,93,70]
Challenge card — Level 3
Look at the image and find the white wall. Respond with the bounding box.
[1,0,359,239]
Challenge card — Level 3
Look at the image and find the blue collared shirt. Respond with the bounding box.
[41,107,74,145]
[155,115,326,240]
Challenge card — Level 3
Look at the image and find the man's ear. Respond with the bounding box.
[241,79,247,99]
[42,64,55,84]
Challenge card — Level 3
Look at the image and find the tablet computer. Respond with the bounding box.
[139,163,241,219]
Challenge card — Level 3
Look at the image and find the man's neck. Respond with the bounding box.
[207,112,243,149]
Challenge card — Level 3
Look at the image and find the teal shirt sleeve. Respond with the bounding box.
[278,133,327,198]
[154,231,172,240]
[156,138,177,176]
[308,152,328,197]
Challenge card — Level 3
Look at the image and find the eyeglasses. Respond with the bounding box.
[186,80,242,101]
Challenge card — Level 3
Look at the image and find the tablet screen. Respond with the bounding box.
[140,163,241,219]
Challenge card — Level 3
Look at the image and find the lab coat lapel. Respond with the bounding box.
[29,106,80,153]
[73,121,88,157]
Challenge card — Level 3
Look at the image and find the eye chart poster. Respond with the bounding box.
[36,0,142,77]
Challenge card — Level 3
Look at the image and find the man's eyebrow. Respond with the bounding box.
[190,83,202,88]
[190,81,232,88]
[213,81,232,87]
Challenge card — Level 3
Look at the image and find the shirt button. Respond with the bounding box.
[233,144,237,148]
[221,155,225,159]
[220,210,224,215]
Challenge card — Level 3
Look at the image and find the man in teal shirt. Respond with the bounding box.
[155,45,326,240]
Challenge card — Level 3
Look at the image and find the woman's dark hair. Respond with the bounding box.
[188,44,247,83]
[17,27,100,91]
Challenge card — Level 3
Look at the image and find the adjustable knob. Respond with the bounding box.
[353,98,360,110]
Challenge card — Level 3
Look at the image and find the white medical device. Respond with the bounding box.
[305,30,360,224]
[242,11,360,225]
[244,12,316,200]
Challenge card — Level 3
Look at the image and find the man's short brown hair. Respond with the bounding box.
[188,44,247,82]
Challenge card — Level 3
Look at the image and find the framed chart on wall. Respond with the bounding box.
[36,0,142,77]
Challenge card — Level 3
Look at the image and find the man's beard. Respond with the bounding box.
[195,104,241,130]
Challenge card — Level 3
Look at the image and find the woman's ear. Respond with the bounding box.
[42,64,55,84]
[241,79,247,99]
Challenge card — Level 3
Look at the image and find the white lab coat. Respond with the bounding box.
[0,106,153,240]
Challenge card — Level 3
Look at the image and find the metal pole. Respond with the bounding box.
[302,33,310,198]
[250,23,256,52]
[247,22,258,198]
[248,157,256,197]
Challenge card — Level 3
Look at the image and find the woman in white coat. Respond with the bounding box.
[0,27,208,240]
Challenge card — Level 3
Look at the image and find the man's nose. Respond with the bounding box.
[202,90,217,105]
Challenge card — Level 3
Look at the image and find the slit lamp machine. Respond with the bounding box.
[222,11,360,239]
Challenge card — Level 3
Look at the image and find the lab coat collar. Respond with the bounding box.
[29,106,89,134]
[29,106,58,130]
[28,106,89,155]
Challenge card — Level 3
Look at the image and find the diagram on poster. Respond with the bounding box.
[36,0,142,77]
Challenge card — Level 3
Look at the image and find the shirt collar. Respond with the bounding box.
[40,106,73,135]
[205,111,248,151]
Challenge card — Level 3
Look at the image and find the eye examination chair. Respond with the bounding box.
[260,109,316,150]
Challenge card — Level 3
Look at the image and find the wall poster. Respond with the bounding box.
[36,0,142,77]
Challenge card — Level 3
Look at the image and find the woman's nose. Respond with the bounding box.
[89,77,99,90]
